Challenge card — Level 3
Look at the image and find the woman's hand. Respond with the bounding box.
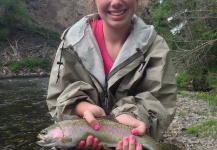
[116,135,142,150]
[75,101,106,149]
[75,101,106,129]
[77,135,142,150]
[76,135,102,150]
[115,114,145,150]
[115,114,146,136]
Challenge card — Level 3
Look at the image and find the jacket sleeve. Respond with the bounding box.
[110,35,177,141]
[46,42,99,122]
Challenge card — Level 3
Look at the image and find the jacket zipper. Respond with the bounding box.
[66,46,144,112]
[108,49,144,80]
[105,49,143,109]
[104,76,109,108]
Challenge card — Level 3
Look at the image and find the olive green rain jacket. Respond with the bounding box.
[46,14,177,141]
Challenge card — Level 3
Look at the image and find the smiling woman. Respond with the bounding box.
[94,0,136,29]
[45,0,177,150]
[85,0,142,20]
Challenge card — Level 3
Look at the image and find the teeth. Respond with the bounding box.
[110,11,125,16]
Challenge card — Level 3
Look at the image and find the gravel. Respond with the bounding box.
[162,91,217,150]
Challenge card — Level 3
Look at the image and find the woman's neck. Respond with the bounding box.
[102,22,132,62]
[103,23,132,46]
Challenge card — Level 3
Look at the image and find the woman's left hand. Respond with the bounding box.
[115,114,146,136]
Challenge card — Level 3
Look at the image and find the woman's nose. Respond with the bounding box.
[111,0,124,8]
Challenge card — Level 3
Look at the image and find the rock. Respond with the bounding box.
[25,0,87,34]
[162,92,217,150]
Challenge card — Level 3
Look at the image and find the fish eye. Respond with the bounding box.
[40,130,47,135]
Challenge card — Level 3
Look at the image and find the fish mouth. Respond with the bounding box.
[36,134,47,145]
[36,134,54,147]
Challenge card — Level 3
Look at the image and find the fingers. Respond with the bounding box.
[116,136,142,150]
[92,137,100,149]
[128,136,135,149]
[84,135,94,149]
[77,140,85,149]
[131,121,146,136]
[75,101,106,130]
[123,137,129,150]
[83,110,100,130]
[77,136,102,150]
[136,142,142,150]
[116,141,123,150]
[115,114,146,136]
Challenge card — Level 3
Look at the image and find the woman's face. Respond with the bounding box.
[94,0,136,29]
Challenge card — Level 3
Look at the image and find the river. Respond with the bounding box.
[0,77,53,150]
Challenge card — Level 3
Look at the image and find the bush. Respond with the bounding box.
[8,58,49,71]
[0,0,30,37]
[0,28,9,40]
[148,0,217,74]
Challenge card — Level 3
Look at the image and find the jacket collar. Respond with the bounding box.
[62,14,157,86]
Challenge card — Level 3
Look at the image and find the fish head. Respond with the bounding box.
[36,125,65,147]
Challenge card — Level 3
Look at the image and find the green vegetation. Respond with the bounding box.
[194,92,217,105]
[0,0,59,73]
[176,71,217,105]
[0,0,59,42]
[25,25,60,44]
[0,0,30,40]
[178,111,187,118]
[148,0,217,74]
[148,0,217,97]
[0,28,9,40]
[176,70,193,88]
[8,58,49,72]
[185,119,217,139]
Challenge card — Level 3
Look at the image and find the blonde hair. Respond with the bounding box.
[84,1,96,17]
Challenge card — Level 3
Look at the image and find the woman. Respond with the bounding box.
[46,0,177,149]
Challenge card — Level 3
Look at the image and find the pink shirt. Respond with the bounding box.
[90,20,113,76]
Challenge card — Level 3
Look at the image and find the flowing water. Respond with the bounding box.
[0,77,53,150]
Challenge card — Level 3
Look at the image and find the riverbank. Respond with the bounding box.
[0,66,50,79]
[163,91,217,150]
[1,76,216,150]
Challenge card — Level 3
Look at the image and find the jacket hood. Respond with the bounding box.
[61,14,157,86]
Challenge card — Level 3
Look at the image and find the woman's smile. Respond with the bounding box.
[95,0,136,29]
[108,9,127,16]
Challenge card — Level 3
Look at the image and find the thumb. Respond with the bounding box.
[83,110,100,130]
[132,122,146,136]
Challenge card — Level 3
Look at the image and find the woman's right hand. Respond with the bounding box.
[75,101,106,149]
[75,101,106,129]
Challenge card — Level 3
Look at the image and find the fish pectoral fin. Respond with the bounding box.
[102,144,112,150]
[61,137,72,143]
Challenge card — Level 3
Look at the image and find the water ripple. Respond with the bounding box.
[0,77,53,150]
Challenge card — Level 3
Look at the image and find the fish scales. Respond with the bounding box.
[37,117,185,150]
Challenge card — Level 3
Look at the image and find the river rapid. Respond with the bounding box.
[0,77,53,150]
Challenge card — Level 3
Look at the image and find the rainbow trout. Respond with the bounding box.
[37,117,185,150]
